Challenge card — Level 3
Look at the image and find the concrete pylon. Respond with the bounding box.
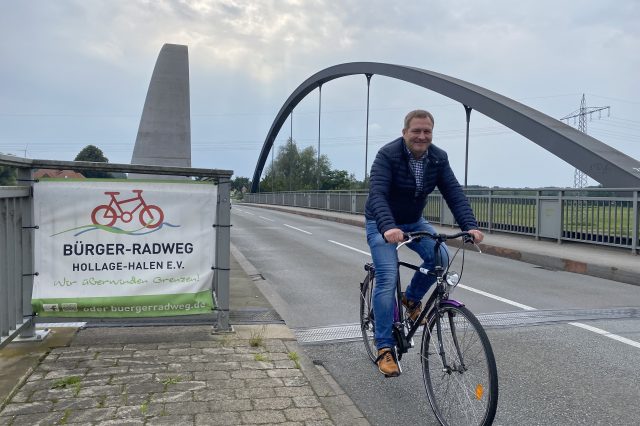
[130,44,191,179]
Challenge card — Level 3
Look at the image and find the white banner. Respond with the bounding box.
[32,180,217,317]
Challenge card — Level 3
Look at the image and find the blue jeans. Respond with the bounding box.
[365,218,449,350]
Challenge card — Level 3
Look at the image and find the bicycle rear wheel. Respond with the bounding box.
[421,305,498,426]
[359,269,377,363]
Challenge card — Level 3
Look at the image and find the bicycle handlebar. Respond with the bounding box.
[397,230,480,252]
[402,230,474,243]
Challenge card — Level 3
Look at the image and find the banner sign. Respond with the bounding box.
[32,180,217,317]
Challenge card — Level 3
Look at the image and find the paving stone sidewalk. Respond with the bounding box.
[0,326,367,425]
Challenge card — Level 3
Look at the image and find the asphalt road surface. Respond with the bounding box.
[231,204,640,425]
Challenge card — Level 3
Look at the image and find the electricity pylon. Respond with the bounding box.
[561,94,610,188]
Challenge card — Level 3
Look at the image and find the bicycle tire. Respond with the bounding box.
[91,205,117,227]
[359,270,377,363]
[421,305,498,426]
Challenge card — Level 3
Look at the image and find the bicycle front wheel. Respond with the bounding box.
[359,270,377,363]
[421,305,498,426]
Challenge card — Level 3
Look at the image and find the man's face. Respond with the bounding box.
[402,116,433,158]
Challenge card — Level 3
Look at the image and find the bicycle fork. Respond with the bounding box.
[435,309,467,374]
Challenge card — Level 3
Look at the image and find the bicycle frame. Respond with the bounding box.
[396,239,441,337]
[394,234,469,371]
[108,193,147,216]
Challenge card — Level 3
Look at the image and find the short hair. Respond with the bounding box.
[404,110,435,130]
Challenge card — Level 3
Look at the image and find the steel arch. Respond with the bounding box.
[251,62,640,191]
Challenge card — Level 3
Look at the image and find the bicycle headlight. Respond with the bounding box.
[446,272,460,288]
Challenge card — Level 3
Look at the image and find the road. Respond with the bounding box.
[231,204,640,425]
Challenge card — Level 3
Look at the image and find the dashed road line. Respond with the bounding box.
[569,322,640,349]
[328,240,371,256]
[457,284,537,311]
[283,224,312,234]
[259,216,275,222]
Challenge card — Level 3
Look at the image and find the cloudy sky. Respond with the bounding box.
[1,0,639,188]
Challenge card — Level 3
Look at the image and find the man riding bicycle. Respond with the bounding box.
[365,109,484,377]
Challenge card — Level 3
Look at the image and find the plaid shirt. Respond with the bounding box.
[404,144,427,195]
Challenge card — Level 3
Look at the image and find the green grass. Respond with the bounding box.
[288,351,301,369]
[51,376,82,396]
[254,353,269,362]
[57,409,71,425]
[161,376,182,391]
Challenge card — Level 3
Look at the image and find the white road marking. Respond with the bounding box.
[457,284,538,311]
[328,240,371,256]
[259,216,275,222]
[283,224,312,234]
[569,322,640,349]
[243,211,255,215]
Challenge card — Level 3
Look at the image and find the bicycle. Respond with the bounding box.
[359,230,499,426]
[91,190,164,228]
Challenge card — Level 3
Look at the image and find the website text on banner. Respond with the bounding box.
[32,180,217,318]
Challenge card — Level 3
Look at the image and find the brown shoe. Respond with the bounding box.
[402,294,426,325]
[376,348,400,377]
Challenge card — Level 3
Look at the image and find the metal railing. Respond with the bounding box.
[0,183,33,349]
[244,188,639,254]
[1,154,233,348]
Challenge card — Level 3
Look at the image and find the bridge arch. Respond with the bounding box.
[251,62,640,191]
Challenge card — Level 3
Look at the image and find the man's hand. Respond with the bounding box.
[383,228,405,244]
[468,229,484,243]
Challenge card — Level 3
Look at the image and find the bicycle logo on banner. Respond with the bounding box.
[91,190,164,229]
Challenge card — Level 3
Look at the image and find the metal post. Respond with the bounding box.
[1,198,7,342]
[317,84,322,191]
[464,105,472,188]
[289,112,293,192]
[365,74,372,189]
[213,177,232,332]
[20,167,36,336]
[535,190,541,240]
[558,190,564,244]
[488,190,493,234]
[632,190,638,254]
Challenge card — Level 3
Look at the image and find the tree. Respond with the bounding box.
[260,138,331,191]
[74,145,113,178]
[258,138,366,191]
[0,165,16,186]
[231,176,251,193]
[321,169,358,190]
[0,152,17,185]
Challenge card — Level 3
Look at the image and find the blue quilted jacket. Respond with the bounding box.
[365,137,478,235]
